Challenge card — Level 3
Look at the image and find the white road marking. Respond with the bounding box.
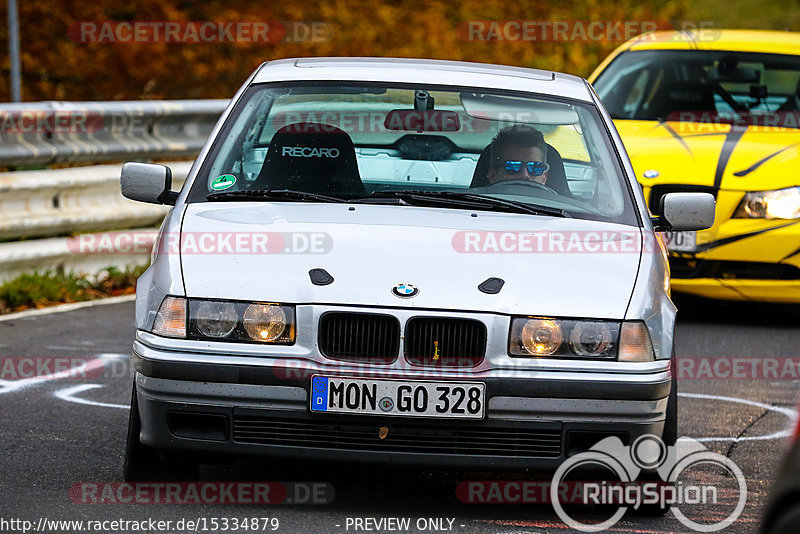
[0,294,135,323]
[679,392,798,442]
[0,353,127,394]
[53,384,129,409]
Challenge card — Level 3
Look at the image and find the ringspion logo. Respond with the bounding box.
[551,435,747,532]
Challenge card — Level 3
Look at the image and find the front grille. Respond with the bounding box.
[669,258,800,280]
[404,317,487,367]
[318,312,400,363]
[233,416,562,457]
[649,184,717,211]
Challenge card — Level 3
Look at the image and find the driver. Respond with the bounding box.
[486,125,550,186]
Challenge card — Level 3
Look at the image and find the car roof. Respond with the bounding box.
[251,57,594,102]
[615,29,800,55]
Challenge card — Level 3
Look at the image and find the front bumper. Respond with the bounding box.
[671,278,800,303]
[132,337,672,470]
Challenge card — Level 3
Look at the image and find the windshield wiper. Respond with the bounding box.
[357,190,571,217]
[207,189,345,203]
[455,192,572,218]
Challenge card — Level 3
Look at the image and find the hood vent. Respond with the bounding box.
[478,277,505,294]
[309,268,334,286]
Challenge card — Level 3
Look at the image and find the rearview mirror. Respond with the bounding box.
[654,192,715,231]
[120,162,177,205]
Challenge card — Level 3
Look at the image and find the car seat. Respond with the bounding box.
[252,122,365,195]
[641,81,716,120]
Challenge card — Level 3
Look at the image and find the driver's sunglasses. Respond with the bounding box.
[504,160,549,176]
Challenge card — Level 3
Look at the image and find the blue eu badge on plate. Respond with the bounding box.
[311,376,328,411]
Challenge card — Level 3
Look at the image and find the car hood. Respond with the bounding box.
[179,203,643,319]
[614,120,800,192]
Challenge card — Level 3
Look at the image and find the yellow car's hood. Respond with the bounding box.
[615,120,800,192]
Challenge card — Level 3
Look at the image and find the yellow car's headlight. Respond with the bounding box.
[734,186,800,219]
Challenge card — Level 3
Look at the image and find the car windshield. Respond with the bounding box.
[593,50,800,127]
[188,82,638,225]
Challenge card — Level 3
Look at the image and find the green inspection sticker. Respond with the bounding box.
[211,174,236,191]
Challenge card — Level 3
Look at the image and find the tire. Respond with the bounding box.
[123,382,199,482]
[766,505,800,534]
[631,360,678,517]
[661,359,678,447]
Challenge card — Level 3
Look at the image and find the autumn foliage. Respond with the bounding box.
[0,0,688,102]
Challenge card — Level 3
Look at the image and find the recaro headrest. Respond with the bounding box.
[254,122,365,195]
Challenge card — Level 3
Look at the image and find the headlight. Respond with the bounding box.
[519,318,563,356]
[243,304,289,342]
[150,298,295,344]
[569,321,615,357]
[193,300,238,338]
[734,186,800,219]
[509,317,653,361]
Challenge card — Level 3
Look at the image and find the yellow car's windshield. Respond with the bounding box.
[593,50,800,127]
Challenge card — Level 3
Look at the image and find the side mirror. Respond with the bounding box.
[653,192,715,231]
[121,162,178,205]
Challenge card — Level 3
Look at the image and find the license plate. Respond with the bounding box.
[663,230,697,252]
[310,376,486,419]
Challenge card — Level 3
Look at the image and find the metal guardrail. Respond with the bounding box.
[0,162,192,241]
[0,162,192,282]
[0,99,228,283]
[0,100,227,166]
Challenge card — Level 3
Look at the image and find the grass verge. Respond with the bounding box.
[0,265,147,315]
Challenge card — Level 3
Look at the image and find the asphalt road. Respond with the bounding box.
[1,296,798,534]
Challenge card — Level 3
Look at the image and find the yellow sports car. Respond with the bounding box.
[589,30,800,303]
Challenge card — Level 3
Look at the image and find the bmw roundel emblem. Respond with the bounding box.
[392,283,419,298]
